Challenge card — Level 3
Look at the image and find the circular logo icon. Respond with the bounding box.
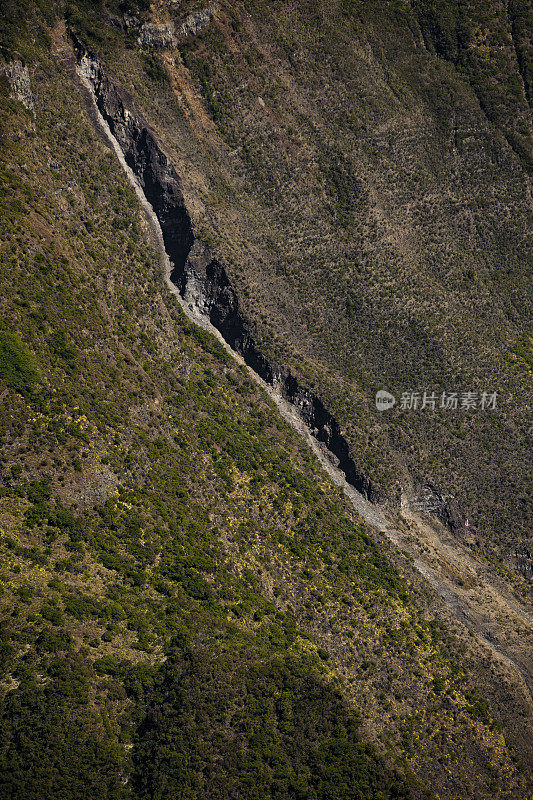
[375,390,395,411]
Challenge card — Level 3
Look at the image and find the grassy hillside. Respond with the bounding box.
[0,2,531,799]
[65,0,533,564]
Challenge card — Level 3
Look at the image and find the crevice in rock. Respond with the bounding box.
[74,43,381,503]
[70,38,533,700]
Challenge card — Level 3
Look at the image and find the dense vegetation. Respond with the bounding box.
[132,641,412,800]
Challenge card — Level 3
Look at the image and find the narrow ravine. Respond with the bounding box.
[75,47,533,704]
[75,47,380,504]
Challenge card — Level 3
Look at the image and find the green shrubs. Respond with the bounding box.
[131,642,411,800]
[0,655,128,800]
[40,603,65,626]
[0,331,42,398]
[140,53,168,84]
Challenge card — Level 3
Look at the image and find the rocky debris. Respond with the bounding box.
[106,12,141,34]
[177,3,219,39]
[179,242,380,499]
[412,483,469,537]
[2,59,34,113]
[137,3,219,49]
[137,22,176,50]
[57,460,118,511]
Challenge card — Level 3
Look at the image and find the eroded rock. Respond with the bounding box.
[2,59,34,113]
[137,3,219,50]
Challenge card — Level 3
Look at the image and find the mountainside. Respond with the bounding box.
[0,1,531,799]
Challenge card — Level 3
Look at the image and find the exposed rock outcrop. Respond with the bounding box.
[137,3,219,50]
[413,483,469,537]
[2,59,34,113]
[75,47,381,503]
[138,22,176,50]
[178,3,219,39]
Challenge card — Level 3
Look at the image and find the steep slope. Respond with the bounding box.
[0,2,531,799]
[71,0,533,568]
[75,37,533,703]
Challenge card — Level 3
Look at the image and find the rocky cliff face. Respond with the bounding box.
[69,0,533,564]
[137,3,219,50]
[77,52,194,272]
[115,0,530,566]
[1,58,34,112]
[78,47,382,502]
